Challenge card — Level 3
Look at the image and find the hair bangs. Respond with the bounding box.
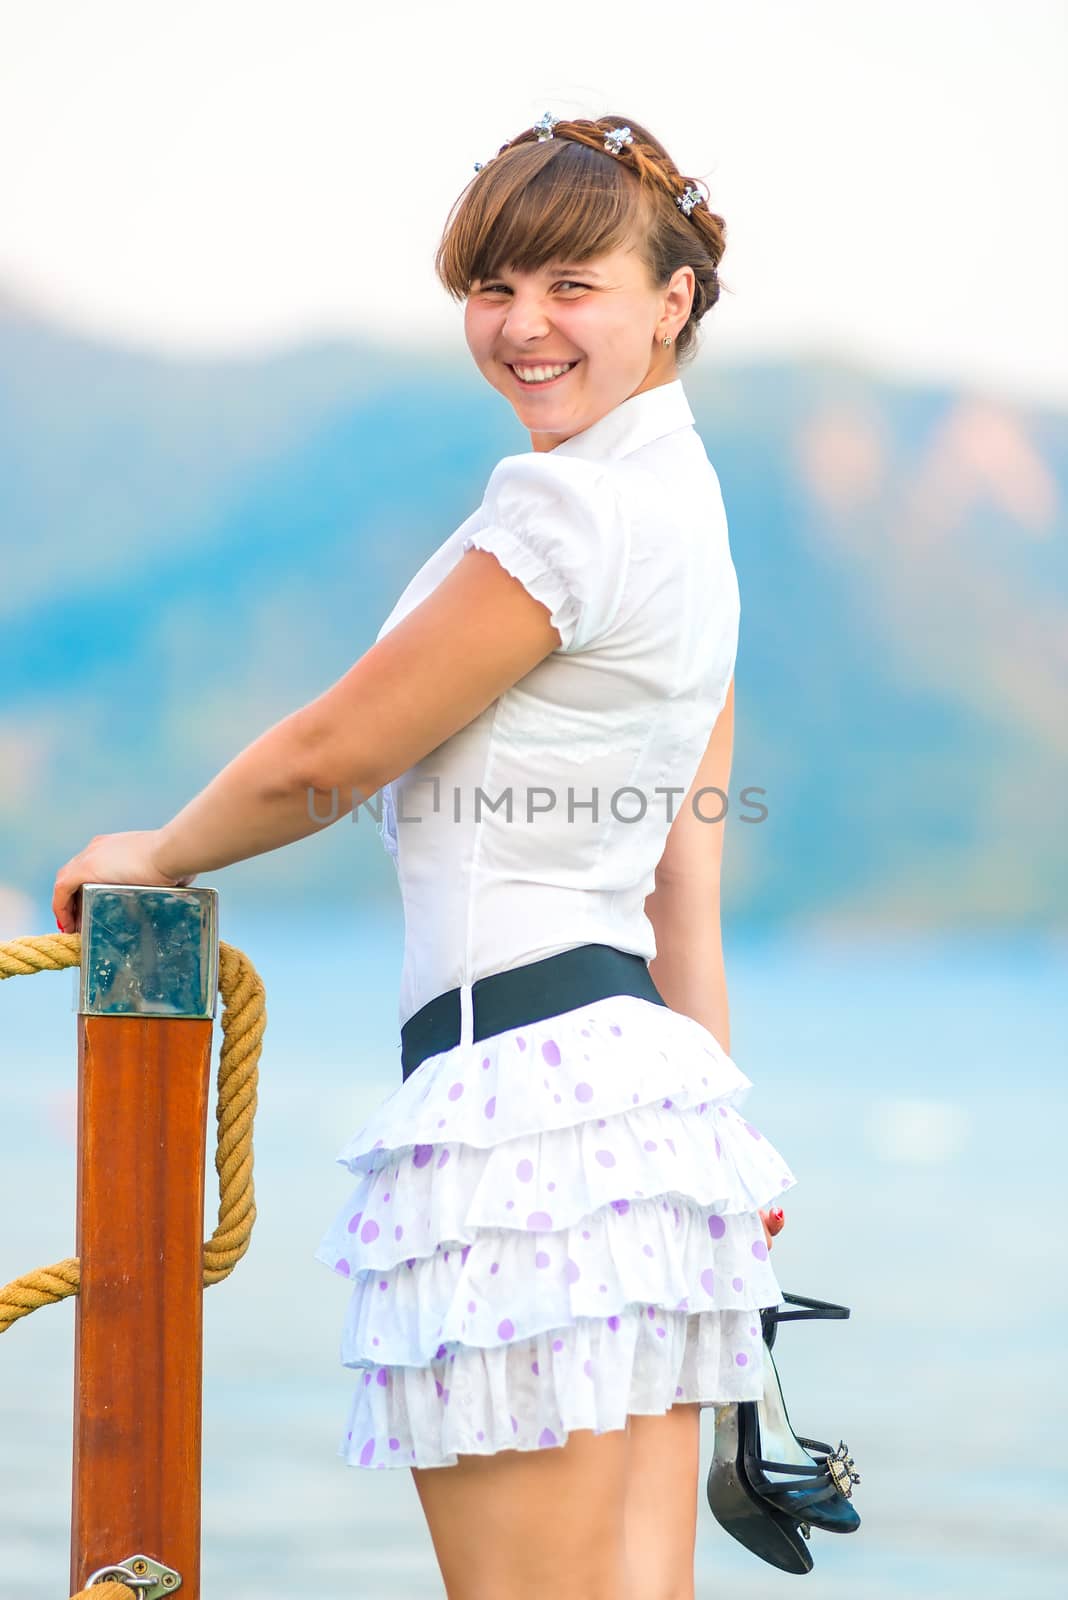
[437,140,644,298]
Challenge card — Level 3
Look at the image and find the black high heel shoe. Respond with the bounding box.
[706,1293,861,1573]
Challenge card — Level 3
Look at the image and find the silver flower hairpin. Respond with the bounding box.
[676,182,705,218]
[603,126,633,156]
[533,111,559,141]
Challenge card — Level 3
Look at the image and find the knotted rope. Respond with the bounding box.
[0,931,265,1334]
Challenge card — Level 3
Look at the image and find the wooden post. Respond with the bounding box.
[70,884,219,1599]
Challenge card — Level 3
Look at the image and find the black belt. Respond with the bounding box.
[400,942,666,1081]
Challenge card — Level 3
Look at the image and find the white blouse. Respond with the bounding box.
[373,378,740,1041]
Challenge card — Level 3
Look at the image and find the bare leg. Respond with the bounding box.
[411,1423,630,1600]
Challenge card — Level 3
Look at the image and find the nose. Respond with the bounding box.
[501,289,552,346]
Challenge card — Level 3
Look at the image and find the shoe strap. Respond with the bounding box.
[760,1292,850,1350]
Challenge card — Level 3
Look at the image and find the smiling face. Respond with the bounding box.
[464,243,695,452]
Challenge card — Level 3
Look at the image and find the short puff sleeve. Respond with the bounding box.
[461,454,629,654]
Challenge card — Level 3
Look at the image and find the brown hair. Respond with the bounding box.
[434,115,728,366]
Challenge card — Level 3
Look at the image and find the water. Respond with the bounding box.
[1,906,1065,1597]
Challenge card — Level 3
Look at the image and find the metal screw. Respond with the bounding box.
[132,1561,149,1576]
[162,1580,177,1590]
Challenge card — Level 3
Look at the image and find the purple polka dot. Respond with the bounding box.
[732,1276,744,1291]
[412,1144,433,1168]
[564,1259,580,1283]
[643,1138,658,1152]
[527,1210,553,1229]
[708,1214,726,1239]
[437,1119,446,1129]
[609,1024,622,1036]
[359,1437,375,1465]
[700,1268,715,1293]
[542,1039,561,1066]
[548,1181,556,1191]
[598,1119,607,1128]
[643,1244,654,1257]
[448,1082,464,1101]
[595,1149,616,1168]
[752,1240,769,1261]
[662,1098,673,1109]
[484,1096,496,1119]
[498,1318,515,1339]
[584,1359,595,1377]
[389,1437,400,1451]
[718,1106,728,1117]
[516,1158,534,1182]
[750,1325,759,1336]
[676,1385,684,1397]
[491,1262,500,1274]
[665,1138,676,1155]
[510,1415,519,1433]
[552,1338,564,1351]
[363,1372,372,1386]
[735,1351,749,1366]
[361,1219,380,1243]
[656,1327,666,1338]
[435,1343,447,1359]
[477,1430,485,1441]
[482,1056,491,1070]
[532,1360,540,1375]
[607,1316,620,1331]
[610,1198,630,1215]
[379,1280,387,1291]
[744,1121,762,1140]
[535,1250,551,1269]
[582,1230,591,1239]
[437,1149,451,1169]
[467,1300,477,1313]
[376,1368,388,1386]
[335,1258,350,1276]
[554,1093,562,1103]
[714,1136,722,1158]
[461,1245,471,1264]
[575,1082,594,1102]
[516,1036,527,1051]
[539,1427,558,1447]
[347,1212,363,1233]
[382,1192,390,1203]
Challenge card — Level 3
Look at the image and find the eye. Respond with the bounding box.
[556,280,590,292]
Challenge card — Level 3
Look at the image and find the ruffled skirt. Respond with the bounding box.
[314,992,797,1469]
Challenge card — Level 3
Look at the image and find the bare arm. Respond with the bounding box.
[149,547,563,880]
[644,675,734,1053]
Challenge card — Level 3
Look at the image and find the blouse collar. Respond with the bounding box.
[548,378,696,463]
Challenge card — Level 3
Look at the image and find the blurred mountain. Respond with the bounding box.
[1,285,1065,930]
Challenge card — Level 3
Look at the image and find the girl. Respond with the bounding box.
[54,114,795,1600]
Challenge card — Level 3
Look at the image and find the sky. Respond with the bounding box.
[1,0,1066,407]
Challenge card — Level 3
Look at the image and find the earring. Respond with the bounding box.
[662,335,673,348]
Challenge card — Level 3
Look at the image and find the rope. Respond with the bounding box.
[0,932,266,1334]
[70,1585,133,1598]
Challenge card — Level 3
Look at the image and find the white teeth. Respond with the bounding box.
[512,362,575,384]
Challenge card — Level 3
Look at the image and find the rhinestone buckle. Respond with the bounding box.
[603,125,633,155]
[676,183,704,217]
[825,1440,861,1499]
[533,111,559,141]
